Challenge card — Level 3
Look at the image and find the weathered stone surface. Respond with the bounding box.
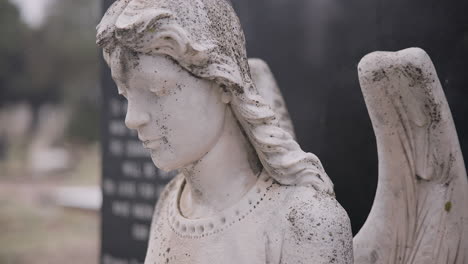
[97,0,352,263]
[354,48,468,264]
[97,0,467,263]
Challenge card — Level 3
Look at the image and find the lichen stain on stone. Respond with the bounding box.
[401,63,442,126]
[444,201,452,212]
[372,69,387,82]
[287,203,317,245]
[370,250,379,264]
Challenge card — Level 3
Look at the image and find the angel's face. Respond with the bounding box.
[109,48,226,171]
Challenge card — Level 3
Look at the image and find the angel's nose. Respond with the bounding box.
[125,105,150,130]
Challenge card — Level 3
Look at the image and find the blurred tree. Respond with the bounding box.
[38,0,101,143]
[0,0,30,105]
[1,0,101,143]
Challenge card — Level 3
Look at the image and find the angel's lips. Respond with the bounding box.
[142,138,163,149]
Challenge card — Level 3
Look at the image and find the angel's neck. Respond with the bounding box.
[179,107,261,218]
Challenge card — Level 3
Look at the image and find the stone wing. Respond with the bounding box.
[248,58,296,139]
[353,48,468,264]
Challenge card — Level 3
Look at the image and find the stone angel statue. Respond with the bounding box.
[96,0,467,263]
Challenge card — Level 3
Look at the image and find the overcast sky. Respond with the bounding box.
[9,0,53,28]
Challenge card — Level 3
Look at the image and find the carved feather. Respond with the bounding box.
[353,48,468,264]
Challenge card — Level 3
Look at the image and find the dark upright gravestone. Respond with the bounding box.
[100,0,468,262]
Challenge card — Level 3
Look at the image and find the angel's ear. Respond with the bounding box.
[248,58,295,139]
[220,87,232,104]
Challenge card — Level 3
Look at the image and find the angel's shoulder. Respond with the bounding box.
[277,185,351,232]
[271,185,354,263]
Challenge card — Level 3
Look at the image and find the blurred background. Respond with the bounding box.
[0,0,101,263]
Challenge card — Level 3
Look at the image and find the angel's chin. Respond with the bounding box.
[150,151,182,172]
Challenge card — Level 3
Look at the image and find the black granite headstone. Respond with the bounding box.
[100,0,468,262]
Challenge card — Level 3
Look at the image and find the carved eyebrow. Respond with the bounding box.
[111,74,125,84]
[109,48,133,90]
[110,75,129,96]
[111,66,132,91]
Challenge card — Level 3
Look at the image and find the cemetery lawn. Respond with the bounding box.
[0,146,100,264]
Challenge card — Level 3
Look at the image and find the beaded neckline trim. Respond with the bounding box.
[166,171,274,239]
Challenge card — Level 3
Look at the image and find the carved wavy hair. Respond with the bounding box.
[97,0,334,193]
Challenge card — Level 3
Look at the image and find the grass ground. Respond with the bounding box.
[0,144,100,264]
